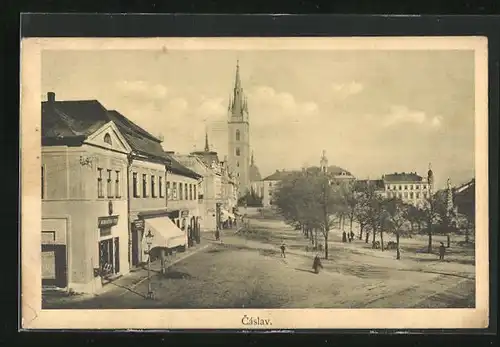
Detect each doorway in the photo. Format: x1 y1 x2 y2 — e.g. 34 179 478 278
41 244 67 288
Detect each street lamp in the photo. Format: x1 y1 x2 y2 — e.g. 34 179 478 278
145 229 155 300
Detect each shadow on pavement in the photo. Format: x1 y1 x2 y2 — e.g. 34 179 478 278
161 270 193 280
294 268 316 274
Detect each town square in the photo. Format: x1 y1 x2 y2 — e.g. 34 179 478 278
39 47 476 309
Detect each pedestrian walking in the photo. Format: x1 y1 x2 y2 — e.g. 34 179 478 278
350 231 355 241
280 241 287 258
342 231 347 243
438 242 446 260
312 253 323 274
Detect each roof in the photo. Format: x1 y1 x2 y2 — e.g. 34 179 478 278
107 110 170 161
383 172 423 182
262 170 294 181
42 98 170 163
191 151 220 168
354 179 385 191
249 164 262 181
164 153 202 179
42 100 109 140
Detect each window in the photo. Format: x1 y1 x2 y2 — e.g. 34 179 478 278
179 183 183 200
269 182 272 187
399 185 402 190
107 170 113 198
172 182 177 199
97 168 104 198
115 171 121 198
132 173 138 197
404 185 408 190
166 181 170 198
236 148 240 156
404 192 408 198
194 185 197 199
416 192 420 199
189 184 193 200
185 184 188 201
410 192 414 199
151 175 156 198
41 166 45 199
103 133 112 145
159 176 164 198
398 192 402 198
142 174 148 197
237 161 239 167
236 129 240 141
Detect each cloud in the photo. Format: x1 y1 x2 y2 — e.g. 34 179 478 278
248 86 319 125
330 81 364 99
383 105 443 129
115 80 169 100
194 97 226 120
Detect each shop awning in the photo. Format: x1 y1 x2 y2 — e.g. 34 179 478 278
142 217 187 252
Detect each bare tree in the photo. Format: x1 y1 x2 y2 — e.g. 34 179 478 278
385 198 409 260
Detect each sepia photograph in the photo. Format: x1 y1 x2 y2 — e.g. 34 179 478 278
20 36 489 330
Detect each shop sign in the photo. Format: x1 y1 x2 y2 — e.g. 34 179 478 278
98 215 119 229
180 210 189 218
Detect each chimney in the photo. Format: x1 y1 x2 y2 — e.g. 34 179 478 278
47 92 55 103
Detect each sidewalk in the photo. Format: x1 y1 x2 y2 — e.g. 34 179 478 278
42 233 219 307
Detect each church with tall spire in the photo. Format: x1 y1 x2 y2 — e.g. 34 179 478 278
227 60 252 197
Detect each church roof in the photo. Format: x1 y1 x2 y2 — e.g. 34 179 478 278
249 164 262 181
262 170 294 181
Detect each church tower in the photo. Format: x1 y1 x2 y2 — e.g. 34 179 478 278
228 60 250 197
320 150 328 174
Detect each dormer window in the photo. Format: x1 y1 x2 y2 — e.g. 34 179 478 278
236 130 241 141
104 133 112 145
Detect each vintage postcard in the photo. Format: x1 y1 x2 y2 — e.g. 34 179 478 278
20 36 489 330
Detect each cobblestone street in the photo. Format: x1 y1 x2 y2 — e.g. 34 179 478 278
44 213 475 310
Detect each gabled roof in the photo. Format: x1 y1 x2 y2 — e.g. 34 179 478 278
41 97 170 164
107 110 168 162
262 170 294 181
383 172 423 182
163 153 202 180
42 100 109 141
191 150 220 168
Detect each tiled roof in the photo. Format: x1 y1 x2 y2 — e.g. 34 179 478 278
383 172 423 182
164 153 202 179
107 110 168 161
262 170 294 181
191 151 220 167
42 100 109 140
41 98 169 163
354 179 385 191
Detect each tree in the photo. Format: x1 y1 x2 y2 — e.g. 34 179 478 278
353 189 371 241
405 204 421 235
419 194 440 253
273 169 344 259
363 186 386 250
384 198 409 259
434 193 457 248
341 183 358 237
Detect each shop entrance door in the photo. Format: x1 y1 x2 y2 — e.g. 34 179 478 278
98 238 114 278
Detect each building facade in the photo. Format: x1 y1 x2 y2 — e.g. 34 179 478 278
227 61 251 197
42 94 131 293
382 171 432 207
165 154 203 247
107 110 186 268
173 153 222 232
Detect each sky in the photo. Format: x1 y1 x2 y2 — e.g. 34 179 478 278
41 48 475 190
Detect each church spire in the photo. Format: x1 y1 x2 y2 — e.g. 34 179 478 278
230 60 247 120
204 132 210 152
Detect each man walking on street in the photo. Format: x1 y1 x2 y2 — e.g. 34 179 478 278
280 241 287 258
439 242 446 260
